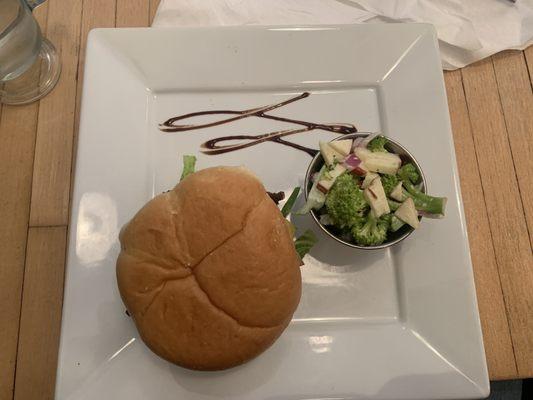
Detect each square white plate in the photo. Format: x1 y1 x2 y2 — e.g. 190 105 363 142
58 25 489 399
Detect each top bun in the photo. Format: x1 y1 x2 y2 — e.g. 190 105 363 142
117 166 302 370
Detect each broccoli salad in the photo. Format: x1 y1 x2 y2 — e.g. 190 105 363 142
297 135 447 247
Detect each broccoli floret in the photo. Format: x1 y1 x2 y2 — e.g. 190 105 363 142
398 163 420 184
325 173 368 229
397 163 446 216
381 174 399 196
380 213 392 230
367 135 389 153
351 211 388 246
377 213 403 233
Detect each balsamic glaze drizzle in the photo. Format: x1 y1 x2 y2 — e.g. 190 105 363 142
159 92 357 157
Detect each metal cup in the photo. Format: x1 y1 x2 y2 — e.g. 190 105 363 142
303 133 427 250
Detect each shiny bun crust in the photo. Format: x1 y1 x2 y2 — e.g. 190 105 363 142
117 166 302 370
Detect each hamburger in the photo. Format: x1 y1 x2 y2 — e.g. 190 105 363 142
116 163 305 370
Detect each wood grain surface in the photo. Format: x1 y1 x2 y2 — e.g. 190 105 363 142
0 5 48 400
29 0 83 226
444 70 518 380
0 0 532 398
462 57 533 378
13 227 67 400
492 51 533 248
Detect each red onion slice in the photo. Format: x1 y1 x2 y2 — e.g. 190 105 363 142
343 154 362 171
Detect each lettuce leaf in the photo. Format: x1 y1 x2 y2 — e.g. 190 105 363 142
281 187 300 217
180 155 197 181
294 229 317 258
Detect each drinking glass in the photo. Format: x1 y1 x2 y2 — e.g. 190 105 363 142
0 0 60 105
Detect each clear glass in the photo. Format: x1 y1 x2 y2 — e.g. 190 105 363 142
0 0 60 105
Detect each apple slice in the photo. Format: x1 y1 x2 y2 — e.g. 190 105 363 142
390 182 406 201
364 154 401 175
330 139 352 156
319 141 343 166
317 164 346 192
363 177 390 217
362 172 379 189
329 164 347 179
354 147 373 162
395 197 419 229
355 148 401 175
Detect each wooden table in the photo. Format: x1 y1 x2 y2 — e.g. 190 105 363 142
0 1 532 399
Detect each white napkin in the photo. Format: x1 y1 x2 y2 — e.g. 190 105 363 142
153 0 533 70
